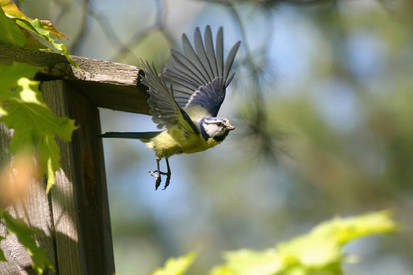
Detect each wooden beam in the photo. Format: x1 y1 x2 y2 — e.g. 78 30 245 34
0 43 151 274
0 79 117 274
0 43 149 114
42 80 115 275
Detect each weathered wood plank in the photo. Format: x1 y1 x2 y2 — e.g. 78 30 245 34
65 80 115 275
0 124 57 275
0 43 149 115
0 43 139 85
42 80 115 275
42 82 83 275
0 41 148 274
70 80 150 114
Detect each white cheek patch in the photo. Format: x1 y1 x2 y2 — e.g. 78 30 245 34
204 124 220 137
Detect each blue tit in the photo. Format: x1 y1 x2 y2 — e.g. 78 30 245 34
101 26 240 190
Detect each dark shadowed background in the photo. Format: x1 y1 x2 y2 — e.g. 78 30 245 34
17 0 413 274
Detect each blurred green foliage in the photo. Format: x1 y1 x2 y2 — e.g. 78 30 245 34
0 2 77 192
151 211 395 275
0 62 77 193
0 2 25 46
10 0 413 274
1 0 78 66
0 4 77 274
151 252 196 275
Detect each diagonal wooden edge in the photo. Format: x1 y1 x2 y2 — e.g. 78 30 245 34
0 43 150 114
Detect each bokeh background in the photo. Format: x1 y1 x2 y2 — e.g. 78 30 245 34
17 0 413 274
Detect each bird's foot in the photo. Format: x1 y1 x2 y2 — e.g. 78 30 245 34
149 170 169 190
149 170 171 190
150 170 169 176
162 174 171 190
149 170 162 190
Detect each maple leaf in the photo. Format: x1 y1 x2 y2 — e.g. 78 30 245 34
0 2 78 68
0 62 77 192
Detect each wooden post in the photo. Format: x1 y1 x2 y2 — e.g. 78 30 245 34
0 44 149 274
0 124 57 274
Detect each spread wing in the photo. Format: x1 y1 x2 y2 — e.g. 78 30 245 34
140 61 199 136
163 26 241 118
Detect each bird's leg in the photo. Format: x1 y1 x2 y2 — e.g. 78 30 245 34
149 158 162 190
162 158 171 190
150 166 169 176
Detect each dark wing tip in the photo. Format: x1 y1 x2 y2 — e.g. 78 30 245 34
194 27 202 41
231 41 242 54
181 33 191 47
225 71 236 88
205 25 211 36
223 40 241 80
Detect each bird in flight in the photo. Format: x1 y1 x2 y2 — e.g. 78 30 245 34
101 26 241 190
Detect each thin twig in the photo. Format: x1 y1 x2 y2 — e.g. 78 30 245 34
53 0 72 25
87 7 126 50
111 0 176 62
222 1 286 160
111 26 158 61
69 0 89 53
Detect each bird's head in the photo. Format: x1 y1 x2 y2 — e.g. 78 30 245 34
199 117 235 141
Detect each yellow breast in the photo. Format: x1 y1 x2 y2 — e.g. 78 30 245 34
146 128 221 158
182 136 220 154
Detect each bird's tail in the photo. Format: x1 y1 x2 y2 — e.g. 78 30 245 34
100 131 162 142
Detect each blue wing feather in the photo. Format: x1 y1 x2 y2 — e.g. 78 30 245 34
140 61 199 135
185 78 225 117
163 26 240 117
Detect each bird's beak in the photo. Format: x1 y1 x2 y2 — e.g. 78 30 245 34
226 123 235 131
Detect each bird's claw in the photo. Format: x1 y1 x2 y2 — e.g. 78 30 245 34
149 170 161 190
150 170 169 176
149 170 170 190
149 170 158 178
155 176 162 190
162 176 171 190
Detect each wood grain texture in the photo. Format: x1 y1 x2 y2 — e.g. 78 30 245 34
0 124 56 275
42 82 83 275
42 80 115 275
0 41 150 274
0 124 28 275
0 43 150 114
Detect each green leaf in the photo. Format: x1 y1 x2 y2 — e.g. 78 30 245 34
0 210 54 274
275 211 395 273
9 17 78 68
210 211 396 275
0 62 77 192
212 249 281 275
151 252 196 275
0 6 25 46
210 265 233 275
0 0 65 38
1 1 78 68
0 235 6 262
0 62 38 93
